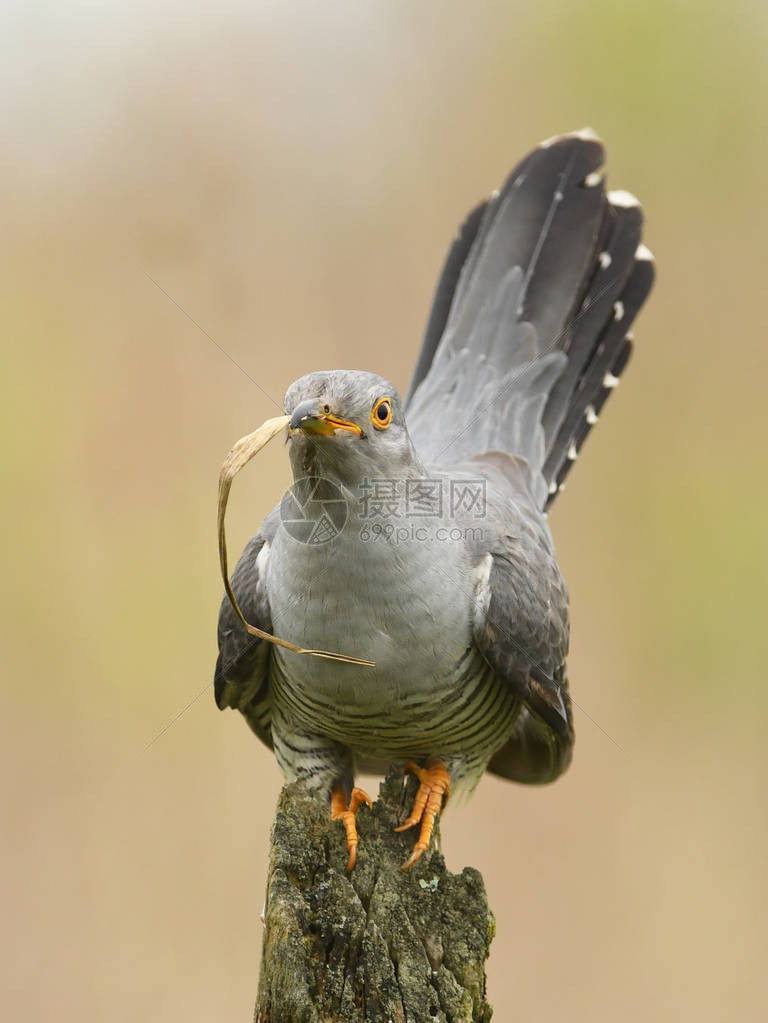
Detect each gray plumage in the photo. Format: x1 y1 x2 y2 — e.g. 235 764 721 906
214 131 654 807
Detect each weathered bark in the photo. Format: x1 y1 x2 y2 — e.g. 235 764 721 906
255 768 494 1023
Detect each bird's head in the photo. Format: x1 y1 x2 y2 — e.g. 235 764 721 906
284 370 420 483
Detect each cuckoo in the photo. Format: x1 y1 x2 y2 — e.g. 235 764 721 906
214 131 654 869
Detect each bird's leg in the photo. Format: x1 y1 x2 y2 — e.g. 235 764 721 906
395 758 451 869
331 785 373 871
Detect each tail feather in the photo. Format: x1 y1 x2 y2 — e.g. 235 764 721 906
543 245 655 504
447 146 542 326
405 132 654 501
445 134 605 360
405 200 487 405
540 198 643 448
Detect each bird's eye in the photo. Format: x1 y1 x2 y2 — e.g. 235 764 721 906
371 397 392 429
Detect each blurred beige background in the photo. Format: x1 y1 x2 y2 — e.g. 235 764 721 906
3 1 767 1019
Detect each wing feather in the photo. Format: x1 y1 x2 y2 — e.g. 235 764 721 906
468 482 574 782
214 530 274 748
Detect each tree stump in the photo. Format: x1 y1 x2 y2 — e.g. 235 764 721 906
255 767 495 1023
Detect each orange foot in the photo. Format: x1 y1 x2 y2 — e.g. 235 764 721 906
395 759 452 869
331 785 373 871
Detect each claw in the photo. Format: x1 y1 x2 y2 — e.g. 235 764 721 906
395 759 451 869
331 785 373 871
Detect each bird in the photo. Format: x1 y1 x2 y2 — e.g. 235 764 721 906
214 130 654 870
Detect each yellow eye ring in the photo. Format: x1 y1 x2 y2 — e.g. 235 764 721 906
371 396 392 430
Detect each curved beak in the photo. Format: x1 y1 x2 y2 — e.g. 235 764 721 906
288 398 363 437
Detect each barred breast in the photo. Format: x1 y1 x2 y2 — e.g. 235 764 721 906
269 645 521 791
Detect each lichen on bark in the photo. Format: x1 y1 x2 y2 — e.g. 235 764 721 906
255 768 494 1023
